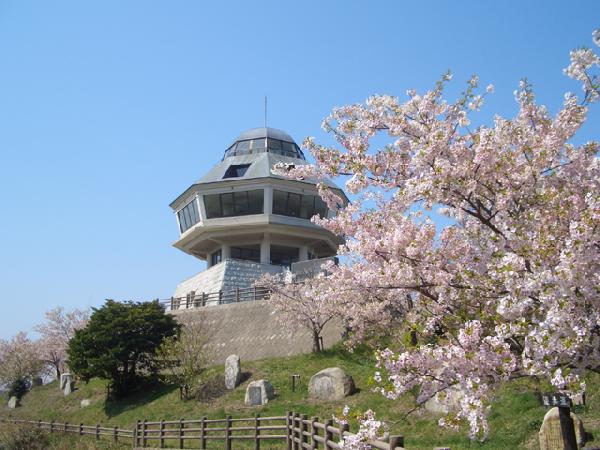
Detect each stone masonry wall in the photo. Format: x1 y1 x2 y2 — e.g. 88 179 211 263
169 300 343 364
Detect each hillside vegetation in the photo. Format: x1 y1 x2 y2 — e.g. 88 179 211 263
2 346 600 450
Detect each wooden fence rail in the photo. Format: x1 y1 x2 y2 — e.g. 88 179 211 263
153 286 271 311
2 411 447 449
2 418 134 443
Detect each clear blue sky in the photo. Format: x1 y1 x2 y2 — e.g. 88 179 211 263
0 1 598 338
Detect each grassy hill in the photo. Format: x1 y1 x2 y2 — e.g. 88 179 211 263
2 346 600 449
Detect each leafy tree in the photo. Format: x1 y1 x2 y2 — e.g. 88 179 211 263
156 313 210 400
0 332 43 390
67 300 179 398
7 377 30 401
34 306 89 380
274 31 600 441
256 270 337 352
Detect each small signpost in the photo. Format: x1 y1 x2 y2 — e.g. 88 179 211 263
541 393 580 450
291 374 300 392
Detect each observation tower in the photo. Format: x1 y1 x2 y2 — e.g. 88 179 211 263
169 127 347 306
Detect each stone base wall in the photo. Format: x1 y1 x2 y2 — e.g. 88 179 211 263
174 260 283 303
169 300 343 364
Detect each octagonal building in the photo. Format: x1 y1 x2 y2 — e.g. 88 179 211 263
169 127 347 306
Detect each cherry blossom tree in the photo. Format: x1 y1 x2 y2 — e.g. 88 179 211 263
275 31 600 440
34 307 89 379
0 332 44 388
256 270 340 352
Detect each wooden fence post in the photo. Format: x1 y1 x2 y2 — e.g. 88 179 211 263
64 421 68 433
236 287 240 302
324 419 333 450
38 419 42 429
254 413 260 450
389 435 404 449
95 423 100 440
142 419 147 447
311 416 318 449
293 412 300 450
286 411 293 450
226 415 232 450
50 420 54 433
170 296 175 310
301 414 308 448
159 419 165 448
114 425 118 443
79 423 83 436
179 418 184 449
134 420 139 447
219 290 223 305
200 416 207 449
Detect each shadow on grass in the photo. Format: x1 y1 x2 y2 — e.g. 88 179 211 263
103 381 178 419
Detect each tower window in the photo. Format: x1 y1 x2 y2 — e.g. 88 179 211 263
223 164 251 179
177 199 200 233
204 189 264 219
272 190 328 219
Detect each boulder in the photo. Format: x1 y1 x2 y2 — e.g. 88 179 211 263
7 396 18 409
308 367 355 401
424 385 465 415
539 407 585 450
225 354 241 390
80 399 91 408
60 373 71 390
62 374 74 396
244 379 274 406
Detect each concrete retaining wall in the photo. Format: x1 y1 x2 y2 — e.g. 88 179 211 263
169 299 343 364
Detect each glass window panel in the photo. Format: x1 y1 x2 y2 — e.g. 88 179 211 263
300 195 315 219
268 139 282 150
252 138 265 149
221 192 234 216
233 191 249 214
190 201 199 223
204 194 221 219
272 190 288 215
282 141 293 152
248 189 264 214
236 140 250 150
177 210 186 232
287 193 301 217
315 196 328 217
211 249 222 266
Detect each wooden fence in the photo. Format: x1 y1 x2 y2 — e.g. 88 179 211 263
3 418 134 443
3 411 452 449
156 286 271 311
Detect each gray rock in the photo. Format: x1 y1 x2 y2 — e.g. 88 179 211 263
7 396 18 409
80 399 91 408
308 367 355 401
424 385 464 415
244 379 274 406
539 407 585 450
225 354 241 390
60 373 71 390
62 374 74 396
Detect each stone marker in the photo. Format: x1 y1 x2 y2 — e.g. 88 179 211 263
80 399 91 408
32 377 43 387
308 367 355 401
244 380 274 406
539 407 585 450
225 354 241 390
7 396 18 409
60 373 71 390
424 385 464 415
62 374 74 396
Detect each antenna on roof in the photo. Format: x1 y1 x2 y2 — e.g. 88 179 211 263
264 96 267 128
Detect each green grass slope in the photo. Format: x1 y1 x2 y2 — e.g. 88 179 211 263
2 347 600 449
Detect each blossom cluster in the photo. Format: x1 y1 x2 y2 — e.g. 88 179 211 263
275 31 600 440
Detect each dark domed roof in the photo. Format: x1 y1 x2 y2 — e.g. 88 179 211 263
235 127 296 143
224 127 305 160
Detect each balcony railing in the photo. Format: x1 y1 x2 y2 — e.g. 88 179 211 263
155 286 271 311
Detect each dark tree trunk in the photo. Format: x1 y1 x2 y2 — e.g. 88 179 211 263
312 329 322 353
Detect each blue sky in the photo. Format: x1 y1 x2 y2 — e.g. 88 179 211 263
0 1 598 338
